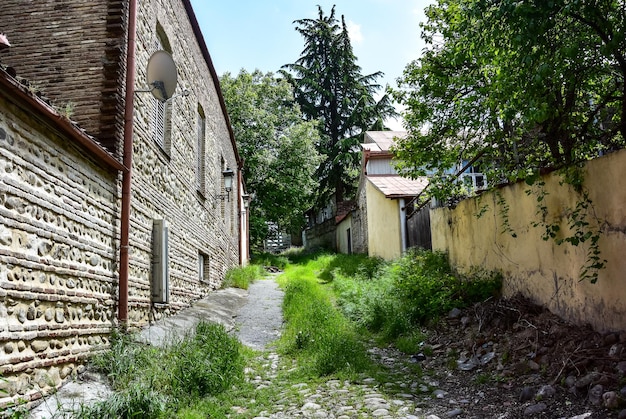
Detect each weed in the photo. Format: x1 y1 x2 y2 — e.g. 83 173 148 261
395 330 427 354
223 264 262 289
278 257 371 377
82 322 244 417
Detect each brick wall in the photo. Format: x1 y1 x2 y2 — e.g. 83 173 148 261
0 81 120 409
0 0 127 156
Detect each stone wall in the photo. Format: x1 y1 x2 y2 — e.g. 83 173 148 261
0 82 120 409
0 0 242 408
352 177 369 254
127 0 240 325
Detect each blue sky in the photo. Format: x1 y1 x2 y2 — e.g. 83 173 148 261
189 1 433 129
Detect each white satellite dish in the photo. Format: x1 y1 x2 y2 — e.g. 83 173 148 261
146 50 178 101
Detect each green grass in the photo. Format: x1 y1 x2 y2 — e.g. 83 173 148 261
80 322 244 418
71 248 501 418
222 264 263 289
276 256 371 377
332 249 502 344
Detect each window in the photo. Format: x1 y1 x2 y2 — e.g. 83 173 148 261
151 25 173 154
196 105 206 194
198 252 210 284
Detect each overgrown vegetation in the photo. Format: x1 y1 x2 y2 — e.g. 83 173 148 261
332 250 502 342
60 249 501 417
276 255 371 377
79 322 244 418
222 264 262 290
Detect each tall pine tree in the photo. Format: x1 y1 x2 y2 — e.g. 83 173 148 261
281 5 396 205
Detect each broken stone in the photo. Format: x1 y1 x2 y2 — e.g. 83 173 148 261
588 384 604 406
519 386 535 402
603 391 619 409
523 402 547 416
576 372 601 389
448 308 462 318
536 385 556 400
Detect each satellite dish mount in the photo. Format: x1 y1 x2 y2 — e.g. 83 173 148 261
137 50 188 101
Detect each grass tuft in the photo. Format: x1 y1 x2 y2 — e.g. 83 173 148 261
81 322 244 417
223 264 262 289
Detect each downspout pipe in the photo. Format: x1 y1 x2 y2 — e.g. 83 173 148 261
119 0 138 325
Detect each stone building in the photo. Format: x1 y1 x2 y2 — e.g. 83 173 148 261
0 0 247 409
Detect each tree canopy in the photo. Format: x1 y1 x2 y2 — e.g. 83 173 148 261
393 0 626 201
281 5 397 205
220 70 321 249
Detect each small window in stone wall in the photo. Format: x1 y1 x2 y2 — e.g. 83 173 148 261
199 252 210 284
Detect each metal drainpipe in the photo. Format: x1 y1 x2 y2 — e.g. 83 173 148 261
237 168 243 266
119 0 138 325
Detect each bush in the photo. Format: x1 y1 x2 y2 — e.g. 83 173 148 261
79 383 166 419
87 322 244 416
251 252 290 269
333 250 502 341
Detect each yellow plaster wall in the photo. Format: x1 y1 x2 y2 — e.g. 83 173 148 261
431 149 626 332
366 181 402 260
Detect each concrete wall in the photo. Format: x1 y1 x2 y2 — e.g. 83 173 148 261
0 84 119 409
431 149 626 332
365 181 402 260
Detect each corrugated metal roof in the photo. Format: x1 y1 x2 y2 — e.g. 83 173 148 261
367 175 428 198
363 131 407 152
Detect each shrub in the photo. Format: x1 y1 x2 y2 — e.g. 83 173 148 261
86 322 244 416
251 252 290 269
78 382 166 419
333 250 502 341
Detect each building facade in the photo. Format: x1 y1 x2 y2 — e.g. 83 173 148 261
0 0 246 408
353 131 428 260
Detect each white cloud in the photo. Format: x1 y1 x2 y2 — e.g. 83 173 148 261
346 20 363 44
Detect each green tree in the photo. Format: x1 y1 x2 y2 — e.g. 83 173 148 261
220 70 321 249
281 5 397 205
393 0 625 201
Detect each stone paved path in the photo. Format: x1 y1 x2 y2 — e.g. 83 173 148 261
235 275 284 350
30 276 453 419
